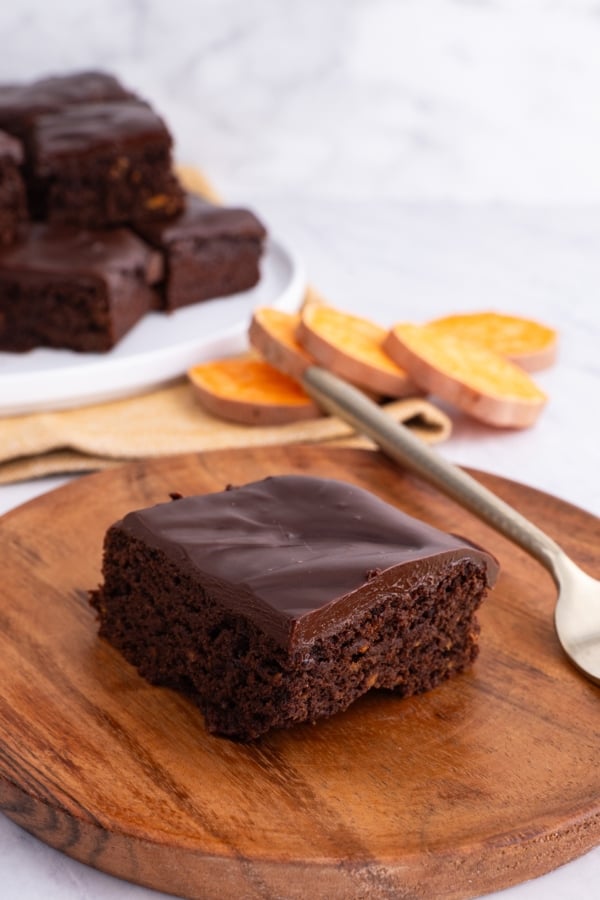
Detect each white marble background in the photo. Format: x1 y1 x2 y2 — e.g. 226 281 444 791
2 0 600 204
0 2 599 899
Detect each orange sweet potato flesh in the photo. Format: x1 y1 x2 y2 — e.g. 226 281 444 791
427 312 558 372
297 304 417 397
384 324 547 428
249 307 314 380
188 357 321 425
175 164 222 204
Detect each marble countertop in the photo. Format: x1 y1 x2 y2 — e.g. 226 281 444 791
0 1 599 898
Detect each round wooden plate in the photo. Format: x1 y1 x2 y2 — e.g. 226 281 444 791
0 446 598 900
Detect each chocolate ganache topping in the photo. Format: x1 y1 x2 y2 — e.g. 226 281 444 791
0 223 163 284
117 475 498 648
32 99 171 167
0 70 135 138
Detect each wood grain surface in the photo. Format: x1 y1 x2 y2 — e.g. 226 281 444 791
0 445 598 900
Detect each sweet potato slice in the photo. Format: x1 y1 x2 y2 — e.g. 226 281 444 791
188 357 321 425
427 311 558 372
384 324 547 428
249 307 314 380
297 304 416 397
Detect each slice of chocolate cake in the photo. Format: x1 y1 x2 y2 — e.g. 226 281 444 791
91 475 498 741
29 99 184 226
135 193 267 310
0 130 27 245
0 224 162 352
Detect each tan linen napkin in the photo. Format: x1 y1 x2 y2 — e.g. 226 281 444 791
0 166 452 485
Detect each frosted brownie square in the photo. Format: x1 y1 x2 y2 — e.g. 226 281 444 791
91 475 498 741
0 224 162 352
135 193 266 310
29 99 184 227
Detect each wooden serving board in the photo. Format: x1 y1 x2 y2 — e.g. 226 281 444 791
0 446 599 900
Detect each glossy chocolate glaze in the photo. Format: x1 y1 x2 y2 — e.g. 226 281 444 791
0 223 162 284
136 193 267 246
116 475 498 649
32 99 171 168
0 71 134 137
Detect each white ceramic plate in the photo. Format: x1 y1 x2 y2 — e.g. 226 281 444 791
0 237 305 416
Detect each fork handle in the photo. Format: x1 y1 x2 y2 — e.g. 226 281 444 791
302 366 564 579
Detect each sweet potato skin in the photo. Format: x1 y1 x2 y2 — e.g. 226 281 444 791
188 357 322 425
249 307 313 380
384 324 547 428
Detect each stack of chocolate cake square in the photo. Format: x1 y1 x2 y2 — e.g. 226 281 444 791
0 71 266 353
